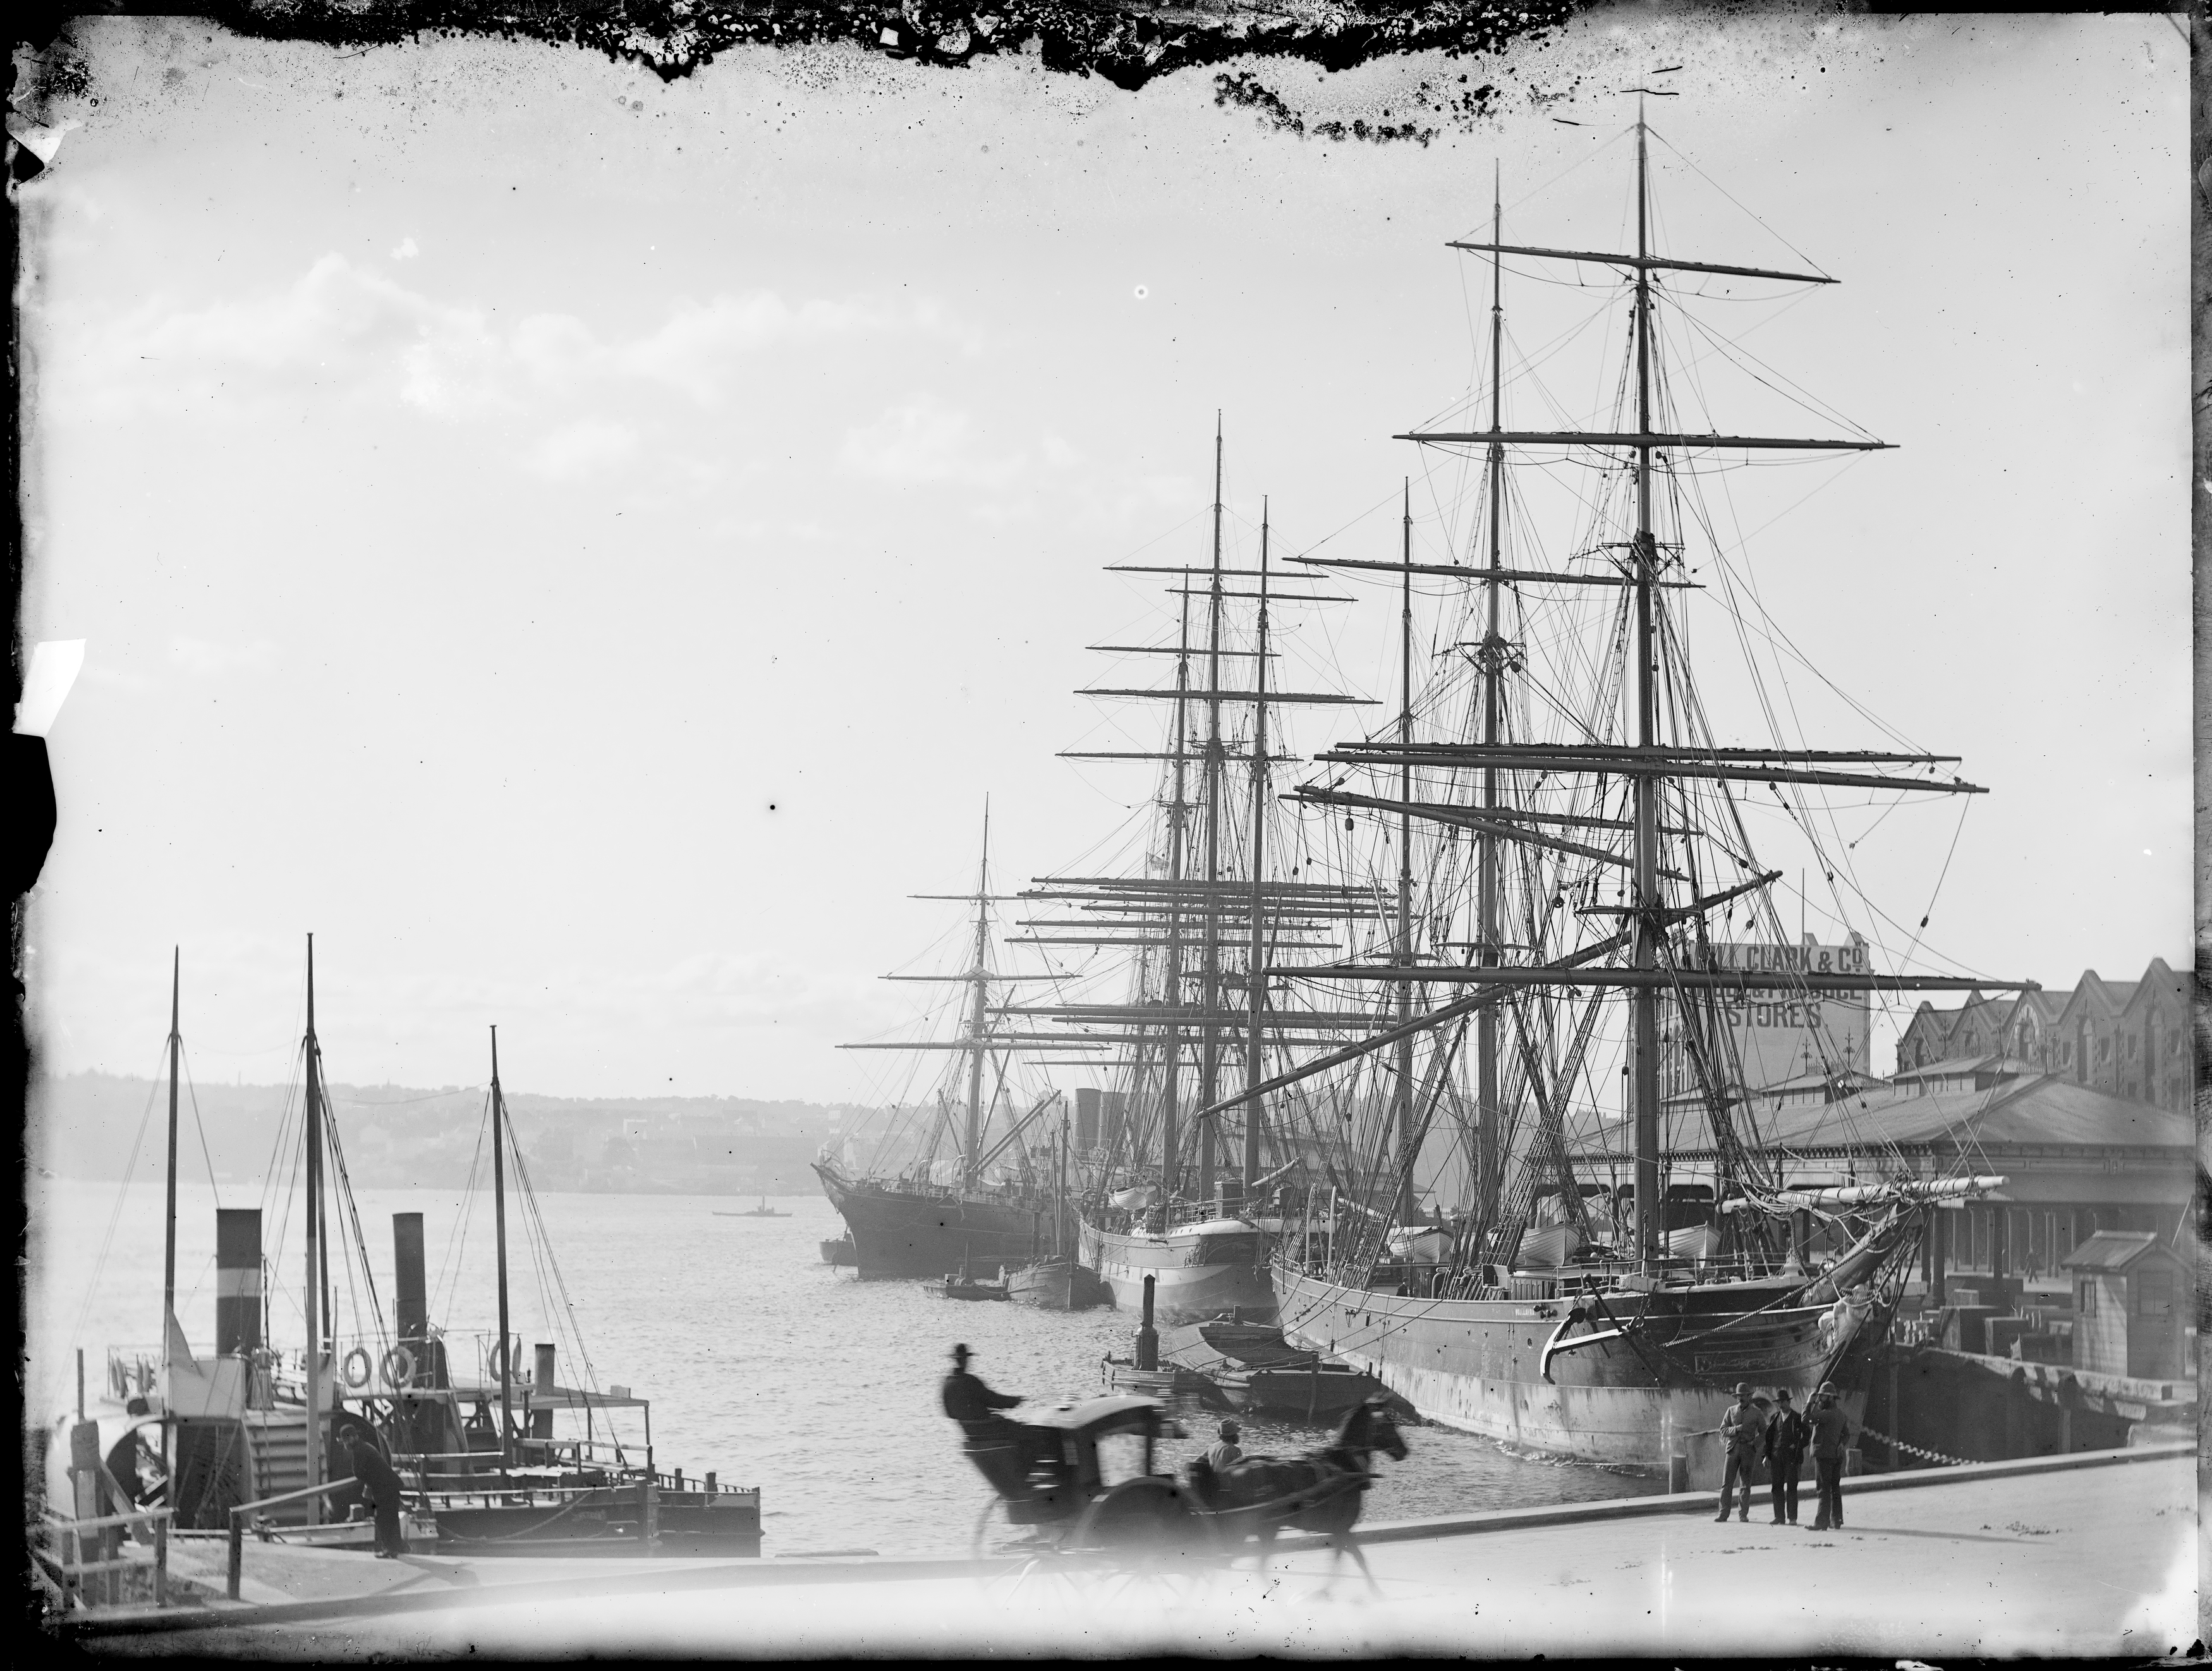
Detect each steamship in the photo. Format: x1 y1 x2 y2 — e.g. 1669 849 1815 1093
49 943 762 1560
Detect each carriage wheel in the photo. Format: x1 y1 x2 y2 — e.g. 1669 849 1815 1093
1067 1478 1218 1567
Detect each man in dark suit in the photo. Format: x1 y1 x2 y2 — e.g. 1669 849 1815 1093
339 1430 410 1558
940 1344 1023 1442
1763 1387 1809 1524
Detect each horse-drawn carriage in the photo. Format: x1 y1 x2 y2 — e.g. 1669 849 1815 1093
961 1391 1407 1574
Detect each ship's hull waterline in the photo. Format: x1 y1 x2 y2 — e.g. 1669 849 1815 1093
1082 1220 1277 1325
1273 1268 1877 1467
813 1164 1054 1280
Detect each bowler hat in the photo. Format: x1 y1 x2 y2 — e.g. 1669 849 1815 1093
951 1343 972 1362
1775 1387 1794 1402
1734 1382 1751 1397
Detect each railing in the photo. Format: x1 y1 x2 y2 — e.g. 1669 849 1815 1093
391 1433 638 1486
39 1505 173 1610
225 1476 372 1600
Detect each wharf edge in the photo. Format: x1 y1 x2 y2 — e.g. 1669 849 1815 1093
60 1438 2190 1641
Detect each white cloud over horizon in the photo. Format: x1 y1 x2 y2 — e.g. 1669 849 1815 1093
39 253 973 428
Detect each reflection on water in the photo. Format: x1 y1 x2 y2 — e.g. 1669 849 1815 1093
28 1180 1658 1558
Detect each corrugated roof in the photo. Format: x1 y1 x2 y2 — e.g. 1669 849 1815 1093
1570 1072 2194 1159
2059 1230 2183 1273
1891 1054 2036 1085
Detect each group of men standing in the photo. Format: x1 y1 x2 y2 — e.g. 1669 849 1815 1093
1717 1380 1853 1531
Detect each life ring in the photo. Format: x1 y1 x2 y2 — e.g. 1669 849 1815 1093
379 1345 417 1388
486 1340 509 1383
342 1346 373 1390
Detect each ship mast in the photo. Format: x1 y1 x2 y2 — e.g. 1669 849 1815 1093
490 1024 514 1478
962 801 993 1191
1394 480 1416 1221
1242 502 1272 1193
1476 171 1505 1232
1628 108 1663 1271
162 948 181 1352
1188 115 2019 1239
1198 414 1227 1210
302 935 323 1513
1158 590 1194 1217
162 947 181 1493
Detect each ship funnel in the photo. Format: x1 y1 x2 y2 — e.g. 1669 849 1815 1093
1136 1274 1158 1371
393 1213 427 1346
214 1208 262 1357
532 1344 556 1445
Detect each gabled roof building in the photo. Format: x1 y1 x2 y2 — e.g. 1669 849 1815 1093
1896 957 2189 1115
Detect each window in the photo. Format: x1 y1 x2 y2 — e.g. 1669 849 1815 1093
2137 1270 2173 1318
2077 1279 2096 1314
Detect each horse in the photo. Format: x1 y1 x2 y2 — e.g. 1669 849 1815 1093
1182 1395 1409 1591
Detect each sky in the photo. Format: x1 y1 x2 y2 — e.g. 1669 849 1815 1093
16 10 2189 1107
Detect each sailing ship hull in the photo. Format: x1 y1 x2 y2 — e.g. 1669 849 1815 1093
1273 1268 1879 1469
813 1163 1051 1280
1004 1257 1112 1311
1081 1219 1277 1325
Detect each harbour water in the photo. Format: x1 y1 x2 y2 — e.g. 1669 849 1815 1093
28 1177 1660 1558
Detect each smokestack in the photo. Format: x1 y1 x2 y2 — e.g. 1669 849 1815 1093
1075 1087 1100 1151
393 1213 427 1345
1136 1274 1158 1371
215 1208 262 1356
532 1344 556 1443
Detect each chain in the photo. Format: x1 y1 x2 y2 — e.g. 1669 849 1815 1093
1858 1422 1969 1467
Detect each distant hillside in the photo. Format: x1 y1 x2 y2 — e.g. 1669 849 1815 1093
25 1072 904 1196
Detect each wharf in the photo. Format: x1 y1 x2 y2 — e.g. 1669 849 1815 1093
57 1442 2195 1658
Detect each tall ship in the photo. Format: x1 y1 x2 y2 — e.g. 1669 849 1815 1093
1010 428 1395 1325
1178 114 2022 1466
819 808 1085 1279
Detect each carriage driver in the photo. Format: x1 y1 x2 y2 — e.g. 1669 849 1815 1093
1205 1421 1244 1471
941 1344 1024 1443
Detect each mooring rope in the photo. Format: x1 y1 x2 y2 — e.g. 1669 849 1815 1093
1857 1421 1969 1467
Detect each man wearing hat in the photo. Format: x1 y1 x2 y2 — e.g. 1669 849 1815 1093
1204 1420 1244 1472
337 1430 409 1559
1762 1387 1809 1524
1807 1380 1852 1530
940 1344 1024 1443
1715 1382 1766 1522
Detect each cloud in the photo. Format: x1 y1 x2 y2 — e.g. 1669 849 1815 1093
49 255 951 423
390 236 419 261
524 418 642 479
839 398 1024 488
